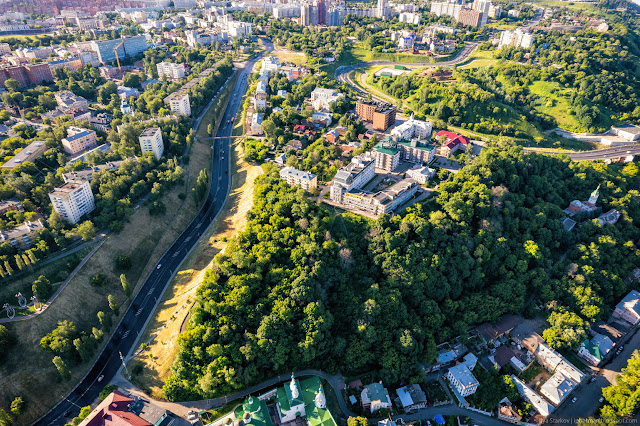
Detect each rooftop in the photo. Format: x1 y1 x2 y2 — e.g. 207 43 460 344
1 140 46 168
448 364 478 388
140 127 161 137
613 123 640 134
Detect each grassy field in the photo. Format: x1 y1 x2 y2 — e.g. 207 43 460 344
459 59 500 69
128 75 262 399
272 48 306 65
0 72 246 426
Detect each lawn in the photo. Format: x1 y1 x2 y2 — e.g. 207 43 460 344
272 49 306 65
459 59 499 69
0 72 242 426
128 72 263 399
518 360 545 385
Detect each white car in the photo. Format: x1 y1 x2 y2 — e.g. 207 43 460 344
156 264 162 270
98 375 104 382
571 397 577 403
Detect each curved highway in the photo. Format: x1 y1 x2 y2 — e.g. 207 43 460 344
35 41 272 426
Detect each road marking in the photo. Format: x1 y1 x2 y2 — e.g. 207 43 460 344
123 331 130 338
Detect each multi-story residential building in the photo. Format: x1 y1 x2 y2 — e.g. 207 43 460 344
254 80 267 109
355 99 396 131
62 127 98 155
90 35 150 63
498 28 534 49
163 92 191 116
139 127 164 161
250 113 264 135
613 290 640 325
472 0 491 26
273 5 301 18
540 371 578 406
1 140 47 169
578 333 614 366
447 364 479 397
261 56 280 74
332 177 419 217
0 63 53 88
0 219 44 250
89 112 114 133
279 167 318 192
373 141 400 171
430 1 463 20
49 179 95 224
390 116 432 141
310 87 343 111
228 21 252 38
511 376 553 418
330 153 376 201
458 9 481 28
156 61 186 79
399 12 421 25
55 91 89 112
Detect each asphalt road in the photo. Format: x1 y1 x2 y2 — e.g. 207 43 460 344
34 43 272 426
526 145 640 161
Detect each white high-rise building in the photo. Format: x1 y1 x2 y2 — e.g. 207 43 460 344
472 0 491 26
139 127 164 161
164 92 191 116
377 0 389 18
498 28 534 49
390 115 432 141
430 1 463 20
156 62 186 79
49 179 95 225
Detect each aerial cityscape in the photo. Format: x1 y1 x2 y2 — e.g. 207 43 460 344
0 0 639 424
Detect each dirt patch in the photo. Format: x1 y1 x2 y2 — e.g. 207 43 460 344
128 94 262 399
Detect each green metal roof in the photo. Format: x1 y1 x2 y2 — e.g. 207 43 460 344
583 339 604 361
374 142 400 155
236 396 274 426
396 139 435 152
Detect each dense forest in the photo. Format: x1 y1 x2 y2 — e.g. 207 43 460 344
163 144 640 400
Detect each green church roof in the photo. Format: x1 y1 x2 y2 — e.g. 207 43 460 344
235 396 273 426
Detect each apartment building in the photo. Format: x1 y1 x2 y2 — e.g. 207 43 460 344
0 63 53 88
390 116 432 141
1 140 47 169
330 153 376 201
139 127 164 161
61 127 98 155
90 35 149 63
447 364 479 397
0 220 44 250
498 28 534 49
55 91 89 112
458 9 482 28
49 179 95 225
163 92 191 116
310 87 343 111
334 178 419 216
156 61 186 79
261 56 280 74
355 100 396 131
279 167 318 192
430 1 463 20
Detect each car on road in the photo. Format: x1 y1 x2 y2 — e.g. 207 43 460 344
98 375 104 382
571 397 577 403
64 410 72 417
156 264 162 270
599 397 604 403
616 345 624 355
589 376 597 383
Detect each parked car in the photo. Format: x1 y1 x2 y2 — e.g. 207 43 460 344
571 397 577 403
616 345 624 355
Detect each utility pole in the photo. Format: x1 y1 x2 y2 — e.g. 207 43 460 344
119 351 130 379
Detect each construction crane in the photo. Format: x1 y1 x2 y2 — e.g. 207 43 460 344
113 38 125 72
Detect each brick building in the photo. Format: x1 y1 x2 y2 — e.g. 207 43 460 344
355 99 397 131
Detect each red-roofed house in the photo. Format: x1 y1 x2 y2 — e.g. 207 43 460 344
79 390 152 426
436 130 470 158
